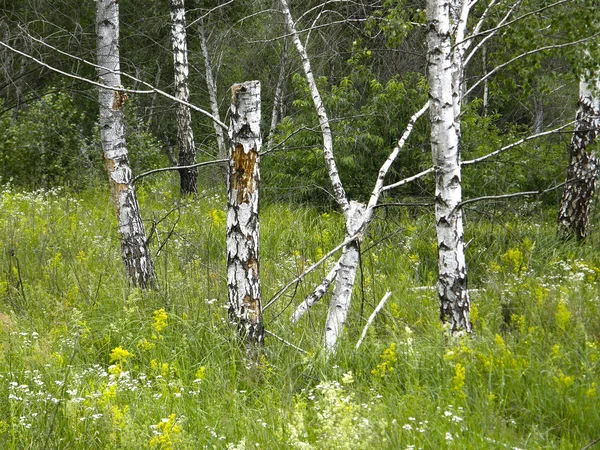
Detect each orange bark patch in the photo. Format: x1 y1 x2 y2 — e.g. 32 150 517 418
231 144 257 203
243 295 260 323
112 90 128 110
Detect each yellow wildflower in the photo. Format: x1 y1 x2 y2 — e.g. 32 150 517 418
152 308 168 333
149 414 182 450
109 346 133 363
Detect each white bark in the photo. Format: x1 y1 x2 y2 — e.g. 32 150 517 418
198 15 226 161
227 81 263 345
324 201 365 351
268 37 288 147
355 291 392 350
558 76 600 240
280 0 349 213
427 0 471 332
96 0 156 289
169 0 198 195
291 259 340 324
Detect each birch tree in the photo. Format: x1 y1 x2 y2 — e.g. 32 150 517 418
227 80 263 346
198 14 227 163
169 0 198 195
426 0 471 332
97 0 156 288
280 0 429 350
557 73 600 240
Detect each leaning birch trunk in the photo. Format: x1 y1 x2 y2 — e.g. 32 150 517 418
96 0 156 289
282 0 370 352
169 0 198 195
324 202 365 351
557 78 600 240
427 0 471 332
227 81 264 346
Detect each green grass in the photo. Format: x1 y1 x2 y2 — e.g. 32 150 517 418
0 180 599 449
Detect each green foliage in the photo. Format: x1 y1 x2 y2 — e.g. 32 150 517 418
0 92 91 188
0 92 168 190
265 48 429 204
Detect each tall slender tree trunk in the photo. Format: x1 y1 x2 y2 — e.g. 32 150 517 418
169 0 198 195
558 78 600 240
198 15 226 162
427 0 471 332
96 0 156 289
227 81 263 346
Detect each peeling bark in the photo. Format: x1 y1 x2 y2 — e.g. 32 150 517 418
96 0 156 289
558 78 600 240
227 81 263 346
427 0 471 332
169 0 198 195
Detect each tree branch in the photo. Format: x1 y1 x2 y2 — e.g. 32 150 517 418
355 291 392 350
1 33 228 131
132 159 228 184
461 120 576 166
457 180 568 209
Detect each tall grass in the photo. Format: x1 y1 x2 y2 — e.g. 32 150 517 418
0 180 599 449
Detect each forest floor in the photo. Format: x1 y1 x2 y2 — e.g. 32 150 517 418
0 180 599 449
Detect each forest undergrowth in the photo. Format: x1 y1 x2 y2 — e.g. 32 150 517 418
0 179 599 449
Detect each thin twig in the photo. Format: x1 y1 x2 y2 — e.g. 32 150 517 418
132 159 228 184
264 329 307 354
458 180 568 209
581 436 600 450
462 121 576 166
0 36 228 130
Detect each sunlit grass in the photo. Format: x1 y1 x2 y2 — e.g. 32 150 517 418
0 181 599 448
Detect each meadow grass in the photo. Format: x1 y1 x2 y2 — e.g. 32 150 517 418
0 180 599 449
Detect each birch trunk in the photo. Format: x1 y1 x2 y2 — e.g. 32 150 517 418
427 0 471 332
324 201 365 351
169 0 198 195
198 15 226 162
227 81 264 345
558 78 600 240
96 0 156 289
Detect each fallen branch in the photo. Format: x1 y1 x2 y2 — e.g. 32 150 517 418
264 329 307 354
263 232 360 311
291 259 341 324
355 291 392 350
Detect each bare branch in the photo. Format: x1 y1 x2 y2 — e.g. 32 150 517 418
132 159 228 185
462 120 576 166
264 329 308 354
263 232 360 311
2 33 229 131
463 0 522 68
464 33 600 100
280 0 350 212
459 0 574 46
187 0 235 28
290 259 341 324
458 180 568 209
382 167 435 192
355 291 392 350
